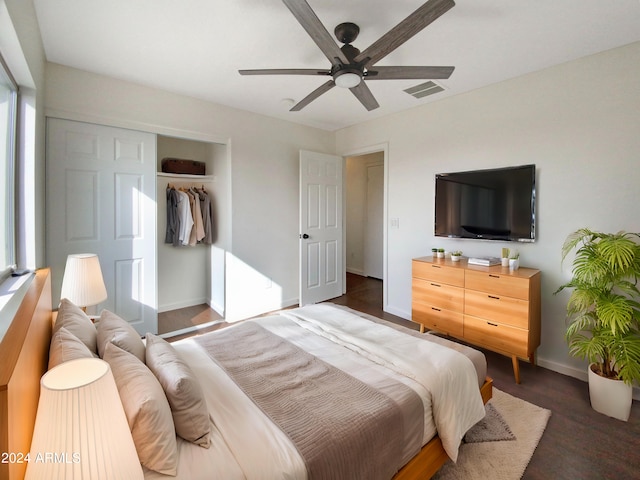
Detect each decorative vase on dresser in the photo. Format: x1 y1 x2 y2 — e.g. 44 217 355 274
412 256 541 383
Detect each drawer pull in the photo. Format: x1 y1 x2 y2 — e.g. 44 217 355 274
488 295 500 300
489 274 500 278
487 322 498 327
431 307 441 312
432 265 441 269
431 283 441 287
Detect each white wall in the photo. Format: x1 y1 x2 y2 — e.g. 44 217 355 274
44 63 335 320
336 41 640 381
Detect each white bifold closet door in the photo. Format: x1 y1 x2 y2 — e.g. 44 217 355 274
46 118 158 335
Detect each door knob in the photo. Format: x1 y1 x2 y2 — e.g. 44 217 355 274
301 233 310 239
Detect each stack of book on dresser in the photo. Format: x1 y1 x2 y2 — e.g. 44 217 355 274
467 257 501 266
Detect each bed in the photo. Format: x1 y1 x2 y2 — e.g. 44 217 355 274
1 268 492 480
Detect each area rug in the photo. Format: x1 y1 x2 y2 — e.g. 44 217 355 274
463 402 516 444
433 388 551 480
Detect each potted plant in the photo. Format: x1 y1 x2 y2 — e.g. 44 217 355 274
437 248 445 259
509 251 520 270
501 247 510 267
555 228 640 421
450 250 463 262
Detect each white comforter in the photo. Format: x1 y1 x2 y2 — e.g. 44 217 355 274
144 304 485 480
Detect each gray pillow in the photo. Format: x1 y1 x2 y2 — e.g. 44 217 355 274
145 333 211 447
54 298 97 354
48 326 95 370
96 310 145 362
103 342 178 475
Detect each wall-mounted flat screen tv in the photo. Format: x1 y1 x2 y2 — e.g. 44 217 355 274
435 164 536 242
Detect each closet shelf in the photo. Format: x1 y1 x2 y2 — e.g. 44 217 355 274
157 172 216 181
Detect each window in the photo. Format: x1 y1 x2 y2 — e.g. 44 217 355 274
0 53 18 282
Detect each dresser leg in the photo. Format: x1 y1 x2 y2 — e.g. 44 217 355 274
419 324 425 334
512 355 521 384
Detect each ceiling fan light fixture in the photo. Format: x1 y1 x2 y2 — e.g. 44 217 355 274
334 71 361 89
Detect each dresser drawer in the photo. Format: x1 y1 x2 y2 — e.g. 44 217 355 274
465 269 530 300
413 306 464 337
464 315 529 357
413 260 464 287
464 290 529 329
412 278 464 313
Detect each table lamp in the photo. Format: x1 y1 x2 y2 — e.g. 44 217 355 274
25 358 143 479
60 253 108 311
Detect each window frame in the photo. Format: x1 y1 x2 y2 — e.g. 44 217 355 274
0 51 19 283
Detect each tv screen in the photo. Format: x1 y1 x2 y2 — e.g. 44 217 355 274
435 164 536 242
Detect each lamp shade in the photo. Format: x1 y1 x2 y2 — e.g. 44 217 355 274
25 358 143 479
60 253 108 308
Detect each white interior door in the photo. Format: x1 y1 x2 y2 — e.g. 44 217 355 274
46 118 157 334
299 150 343 305
364 163 384 279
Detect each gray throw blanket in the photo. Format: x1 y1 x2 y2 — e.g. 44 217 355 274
195 322 406 480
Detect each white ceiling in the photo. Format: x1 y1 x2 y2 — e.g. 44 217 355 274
33 0 640 131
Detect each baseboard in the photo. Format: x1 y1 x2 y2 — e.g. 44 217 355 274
346 267 365 276
538 358 640 401
383 304 411 321
158 297 209 313
281 297 299 309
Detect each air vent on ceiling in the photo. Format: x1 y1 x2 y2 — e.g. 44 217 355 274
404 81 444 99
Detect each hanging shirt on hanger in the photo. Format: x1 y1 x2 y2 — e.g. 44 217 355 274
189 188 206 245
197 188 214 245
176 190 194 246
165 186 181 246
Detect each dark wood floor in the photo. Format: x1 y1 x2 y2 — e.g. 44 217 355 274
335 273 640 480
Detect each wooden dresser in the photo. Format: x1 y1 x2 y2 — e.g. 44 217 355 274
412 256 541 383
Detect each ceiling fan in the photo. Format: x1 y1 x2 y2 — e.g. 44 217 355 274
239 0 456 112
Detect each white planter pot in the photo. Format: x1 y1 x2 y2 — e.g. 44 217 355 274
509 258 520 270
451 255 461 262
588 364 632 421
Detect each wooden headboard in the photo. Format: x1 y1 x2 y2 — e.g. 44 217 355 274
0 269 52 480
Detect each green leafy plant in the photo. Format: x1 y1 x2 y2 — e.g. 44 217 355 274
451 250 462 256
555 229 640 385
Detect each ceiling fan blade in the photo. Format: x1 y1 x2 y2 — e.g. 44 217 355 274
239 68 331 76
290 80 336 111
354 0 455 67
282 0 349 65
366 65 454 80
349 82 380 111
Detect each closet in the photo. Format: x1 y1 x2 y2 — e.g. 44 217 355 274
156 135 227 327
46 119 229 336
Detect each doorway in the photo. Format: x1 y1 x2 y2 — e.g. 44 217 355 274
345 150 385 302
